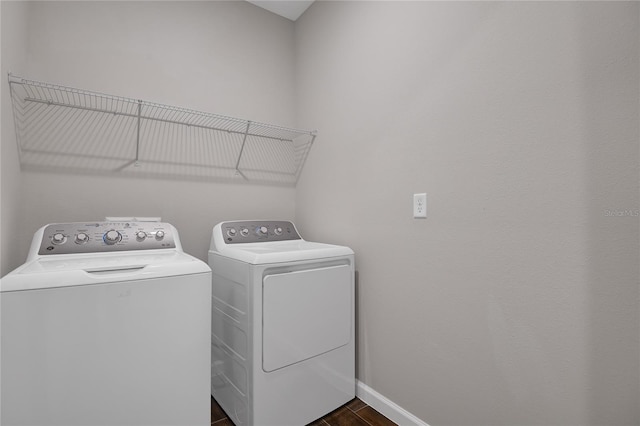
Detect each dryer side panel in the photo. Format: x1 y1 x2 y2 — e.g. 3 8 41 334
262 264 352 372
209 254 253 426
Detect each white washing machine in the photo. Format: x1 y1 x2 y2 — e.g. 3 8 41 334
1 221 212 426
208 220 355 426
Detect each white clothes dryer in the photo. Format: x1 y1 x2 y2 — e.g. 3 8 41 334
1 221 212 426
209 220 355 426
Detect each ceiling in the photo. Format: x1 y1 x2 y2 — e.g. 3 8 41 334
246 1 315 21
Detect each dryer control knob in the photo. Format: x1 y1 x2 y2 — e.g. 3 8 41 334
52 233 66 245
103 230 121 245
155 230 165 240
75 233 89 244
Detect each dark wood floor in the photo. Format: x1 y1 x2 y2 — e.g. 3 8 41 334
211 396 398 426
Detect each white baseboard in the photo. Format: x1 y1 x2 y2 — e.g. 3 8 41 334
356 380 430 426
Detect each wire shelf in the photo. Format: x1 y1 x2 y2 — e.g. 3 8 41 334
8 74 316 185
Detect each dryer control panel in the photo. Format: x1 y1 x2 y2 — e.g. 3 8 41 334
37 221 176 255
221 220 301 244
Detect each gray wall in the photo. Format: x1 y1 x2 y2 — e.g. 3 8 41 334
295 2 639 425
1 1 29 275
1 1 297 273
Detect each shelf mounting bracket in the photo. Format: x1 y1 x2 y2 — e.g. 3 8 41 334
234 121 251 180
134 100 142 167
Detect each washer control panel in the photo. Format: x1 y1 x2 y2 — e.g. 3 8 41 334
221 221 300 244
37 222 176 255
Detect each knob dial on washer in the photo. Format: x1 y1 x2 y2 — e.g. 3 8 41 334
75 233 89 244
103 230 121 245
258 226 268 235
155 230 165 240
240 228 249 237
274 227 283 235
52 233 66 245
136 231 147 241
227 228 237 237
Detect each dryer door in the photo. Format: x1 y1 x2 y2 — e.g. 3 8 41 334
262 264 352 372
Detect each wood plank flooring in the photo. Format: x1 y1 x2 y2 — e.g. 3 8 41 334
211 396 398 426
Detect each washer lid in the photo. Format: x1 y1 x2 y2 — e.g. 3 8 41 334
213 240 353 264
0 251 211 292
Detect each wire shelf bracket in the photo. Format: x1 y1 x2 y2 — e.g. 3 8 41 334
8 74 317 186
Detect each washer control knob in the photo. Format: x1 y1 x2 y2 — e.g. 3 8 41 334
227 228 237 237
75 233 89 244
258 226 268 235
52 233 66 245
274 227 283 235
136 231 147 241
155 230 165 240
103 230 121 245
240 228 249 237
